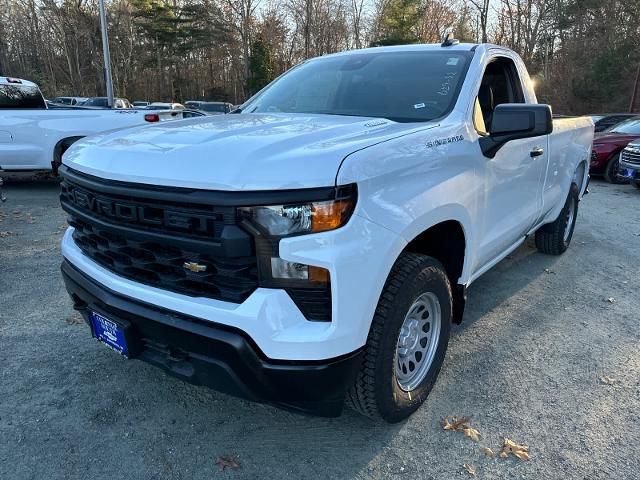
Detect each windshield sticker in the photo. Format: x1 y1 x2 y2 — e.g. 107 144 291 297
414 103 426 109
437 72 457 96
426 135 464 148
447 57 459 66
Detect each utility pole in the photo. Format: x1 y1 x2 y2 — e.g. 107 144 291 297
630 62 640 113
98 0 114 108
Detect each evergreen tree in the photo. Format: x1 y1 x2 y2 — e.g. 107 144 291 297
371 0 422 46
248 38 274 95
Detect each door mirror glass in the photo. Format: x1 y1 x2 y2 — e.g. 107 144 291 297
480 104 553 157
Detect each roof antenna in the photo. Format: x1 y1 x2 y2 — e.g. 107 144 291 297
441 31 459 47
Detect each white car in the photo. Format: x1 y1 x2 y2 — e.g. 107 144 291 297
59 42 594 422
0 77 176 172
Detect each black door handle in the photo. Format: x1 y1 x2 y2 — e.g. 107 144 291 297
530 147 544 157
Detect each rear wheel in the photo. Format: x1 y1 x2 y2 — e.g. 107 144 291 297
347 253 452 423
603 154 629 184
535 183 579 255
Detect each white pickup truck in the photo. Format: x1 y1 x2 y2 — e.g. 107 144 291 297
0 77 193 173
59 42 593 422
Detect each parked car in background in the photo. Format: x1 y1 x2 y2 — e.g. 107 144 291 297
132 101 150 108
590 113 638 133
59 42 593 422
0 77 180 173
142 109 206 123
619 139 640 189
52 96 89 106
148 102 184 110
184 101 233 114
590 117 640 183
83 97 132 109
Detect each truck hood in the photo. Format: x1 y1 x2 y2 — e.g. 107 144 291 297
64 113 432 190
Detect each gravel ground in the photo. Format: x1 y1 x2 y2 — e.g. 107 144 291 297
0 175 638 480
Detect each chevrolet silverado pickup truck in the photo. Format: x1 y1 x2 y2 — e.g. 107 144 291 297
59 42 594 422
0 77 182 173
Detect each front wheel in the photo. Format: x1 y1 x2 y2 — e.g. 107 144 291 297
604 154 629 184
535 183 579 255
347 253 452 423
631 177 640 189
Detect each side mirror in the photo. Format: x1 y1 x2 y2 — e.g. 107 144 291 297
480 104 553 158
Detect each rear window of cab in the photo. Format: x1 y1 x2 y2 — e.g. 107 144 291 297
0 85 46 109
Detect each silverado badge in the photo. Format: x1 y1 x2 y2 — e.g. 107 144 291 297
183 261 207 273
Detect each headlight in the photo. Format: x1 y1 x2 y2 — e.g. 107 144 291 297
239 197 355 236
238 185 356 322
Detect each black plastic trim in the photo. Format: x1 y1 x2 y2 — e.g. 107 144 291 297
60 165 345 207
61 260 363 416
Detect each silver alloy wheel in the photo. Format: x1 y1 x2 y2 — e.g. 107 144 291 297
395 292 442 391
564 196 576 243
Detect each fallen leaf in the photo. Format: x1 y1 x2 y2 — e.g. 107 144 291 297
463 464 476 476
65 313 84 325
500 438 530 461
481 447 495 458
442 416 471 431
0 231 13 238
215 455 240 472
600 375 617 385
463 427 481 442
606 297 615 303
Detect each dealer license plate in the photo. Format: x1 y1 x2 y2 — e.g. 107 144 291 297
90 311 128 357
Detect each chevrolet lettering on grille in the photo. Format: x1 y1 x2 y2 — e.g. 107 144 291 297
70 188 215 234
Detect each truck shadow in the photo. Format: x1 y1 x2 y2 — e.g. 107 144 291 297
453 237 561 337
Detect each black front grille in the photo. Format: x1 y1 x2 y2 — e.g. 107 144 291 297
60 169 258 303
621 149 640 166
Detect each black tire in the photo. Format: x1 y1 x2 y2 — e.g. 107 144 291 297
347 253 452 423
631 178 640 189
603 154 629 184
535 183 579 255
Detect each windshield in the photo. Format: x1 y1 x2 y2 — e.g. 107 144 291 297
0 85 46 109
201 103 227 112
609 118 640 134
242 50 472 122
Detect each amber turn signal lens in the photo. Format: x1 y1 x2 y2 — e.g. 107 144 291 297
309 266 330 284
311 199 354 232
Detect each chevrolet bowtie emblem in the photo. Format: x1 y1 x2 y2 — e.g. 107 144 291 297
183 261 207 273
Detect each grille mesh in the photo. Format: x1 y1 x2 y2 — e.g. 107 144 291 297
70 217 258 302
621 149 640 166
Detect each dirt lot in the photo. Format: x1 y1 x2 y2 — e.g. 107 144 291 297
0 175 638 480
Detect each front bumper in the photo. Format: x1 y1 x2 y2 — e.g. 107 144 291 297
61 209 406 361
61 260 363 417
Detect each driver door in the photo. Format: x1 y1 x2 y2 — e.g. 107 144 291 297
474 57 549 267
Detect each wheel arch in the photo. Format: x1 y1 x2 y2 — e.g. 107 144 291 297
400 217 469 324
52 136 84 173
573 159 588 197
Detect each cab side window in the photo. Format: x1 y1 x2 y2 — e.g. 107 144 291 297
474 57 525 134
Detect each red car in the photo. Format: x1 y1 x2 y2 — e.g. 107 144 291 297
590 117 640 183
